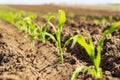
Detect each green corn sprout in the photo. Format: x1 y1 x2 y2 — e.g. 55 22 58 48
15 11 26 26
108 16 113 21
101 18 107 25
0 10 55 46
80 16 86 20
15 14 38 46
45 10 67 63
27 23 38 46
69 12 75 18
37 15 54 43
16 14 36 32
0 12 15 24
94 19 99 25
28 15 54 45
21 15 54 45
69 21 120 80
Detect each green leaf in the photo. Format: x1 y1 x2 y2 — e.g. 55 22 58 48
49 22 56 33
75 35 94 58
104 21 120 35
63 36 74 50
71 66 84 80
64 35 95 60
70 35 79 48
45 32 57 44
96 21 120 69
37 15 55 43
58 10 66 30
84 66 96 77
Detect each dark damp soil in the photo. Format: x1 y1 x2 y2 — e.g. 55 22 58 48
0 5 120 80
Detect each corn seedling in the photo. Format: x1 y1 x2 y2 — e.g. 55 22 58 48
44 10 67 63
69 12 75 18
108 16 113 21
101 18 107 25
68 21 120 80
94 19 99 25
19 14 54 45
15 11 26 26
0 10 55 46
27 23 39 46
0 12 15 24
80 16 86 20
16 14 35 32
15 14 38 46
36 15 54 43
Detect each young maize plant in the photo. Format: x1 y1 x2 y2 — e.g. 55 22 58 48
0 10 55 46
94 19 99 25
17 15 36 33
0 11 25 25
101 18 107 25
15 11 26 28
0 12 15 24
69 21 120 80
37 15 54 43
45 10 67 63
18 14 54 45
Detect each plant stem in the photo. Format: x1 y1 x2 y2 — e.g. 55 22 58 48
59 47 64 63
57 30 64 63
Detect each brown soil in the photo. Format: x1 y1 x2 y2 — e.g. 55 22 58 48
0 5 120 80
9 4 120 16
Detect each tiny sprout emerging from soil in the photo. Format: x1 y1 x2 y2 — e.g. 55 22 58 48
27 23 38 46
0 12 15 24
101 18 107 25
69 21 120 80
45 10 67 63
80 16 87 20
108 16 113 21
94 19 99 25
69 12 75 18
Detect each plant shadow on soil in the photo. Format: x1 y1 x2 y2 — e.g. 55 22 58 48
0 13 120 80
